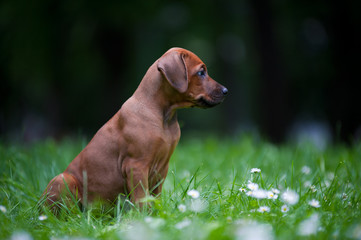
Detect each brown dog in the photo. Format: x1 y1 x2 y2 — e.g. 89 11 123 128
42 47 227 211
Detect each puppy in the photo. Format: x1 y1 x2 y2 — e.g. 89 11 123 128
42 47 228 211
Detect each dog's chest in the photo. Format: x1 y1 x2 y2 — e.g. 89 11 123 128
164 121 180 151
148 124 179 175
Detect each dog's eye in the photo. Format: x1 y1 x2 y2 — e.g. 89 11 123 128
197 70 206 77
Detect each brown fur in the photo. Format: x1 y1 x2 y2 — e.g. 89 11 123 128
42 47 227 210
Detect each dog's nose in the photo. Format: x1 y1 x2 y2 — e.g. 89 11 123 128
222 87 228 95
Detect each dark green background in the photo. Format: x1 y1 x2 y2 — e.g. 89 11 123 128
1 0 360 142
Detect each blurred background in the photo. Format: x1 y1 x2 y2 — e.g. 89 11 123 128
0 0 360 144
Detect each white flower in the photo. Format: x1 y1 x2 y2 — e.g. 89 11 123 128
308 199 321 208
9 232 33 240
310 185 317 193
298 213 319 236
239 187 246 192
189 199 208 212
245 189 268 199
301 165 311 175
144 217 165 229
182 170 191 178
327 172 335 180
341 193 348 201
175 219 191 229
38 215 47 221
0 205 7 213
281 205 289 213
324 180 331 187
187 189 200 199
144 216 153 223
236 220 274 240
178 204 186 213
257 206 270 213
251 168 261 173
281 189 299 205
252 189 268 199
246 191 253 196
247 181 259 191
267 191 278 200
271 188 280 194
304 181 312 188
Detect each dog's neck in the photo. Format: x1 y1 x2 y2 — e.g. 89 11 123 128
132 63 180 125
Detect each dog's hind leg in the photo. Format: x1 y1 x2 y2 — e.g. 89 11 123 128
41 173 81 214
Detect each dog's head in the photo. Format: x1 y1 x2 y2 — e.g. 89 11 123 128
157 47 228 108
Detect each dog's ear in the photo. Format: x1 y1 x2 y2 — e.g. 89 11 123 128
157 51 188 93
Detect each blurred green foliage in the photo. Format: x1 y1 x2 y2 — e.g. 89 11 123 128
0 0 360 142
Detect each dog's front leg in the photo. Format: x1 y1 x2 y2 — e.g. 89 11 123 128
123 161 150 207
150 165 169 197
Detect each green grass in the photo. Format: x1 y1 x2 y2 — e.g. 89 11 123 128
1 135 361 239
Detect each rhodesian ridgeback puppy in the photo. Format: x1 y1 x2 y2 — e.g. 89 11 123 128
42 47 228 211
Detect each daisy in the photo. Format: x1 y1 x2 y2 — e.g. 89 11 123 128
327 172 335 180
301 165 311 175
324 180 331 188
304 181 312 188
341 193 348 201
189 199 208 212
252 189 268 199
175 219 191 229
239 187 246 192
187 189 200 199
281 205 289 213
178 204 186 213
144 216 153 223
272 188 280 194
267 191 278 200
257 206 270 213
308 199 321 208
247 181 259 191
310 185 317 193
144 217 165 229
246 191 253 196
251 168 261 173
39 215 48 221
236 221 274 240
281 189 299 205
0 205 6 213
9 232 33 240
298 213 319 236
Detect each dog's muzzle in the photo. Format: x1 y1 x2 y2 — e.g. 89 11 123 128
195 86 228 108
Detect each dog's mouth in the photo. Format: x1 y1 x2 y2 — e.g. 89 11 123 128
195 96 223 108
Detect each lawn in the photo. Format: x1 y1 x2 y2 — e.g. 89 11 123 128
0 135 360 239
